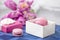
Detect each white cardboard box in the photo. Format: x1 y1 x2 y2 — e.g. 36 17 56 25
26 19 55 38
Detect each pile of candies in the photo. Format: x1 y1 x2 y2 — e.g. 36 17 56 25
0 18 23 36
30 17 48 26
1 0 37 26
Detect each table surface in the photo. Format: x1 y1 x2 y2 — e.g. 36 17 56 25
0 25 59 40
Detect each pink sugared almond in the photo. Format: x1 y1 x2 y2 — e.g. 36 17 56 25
12 28 23 36
35 18 48 26
30 17 48 26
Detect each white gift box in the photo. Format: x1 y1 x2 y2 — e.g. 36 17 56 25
26 19 55 38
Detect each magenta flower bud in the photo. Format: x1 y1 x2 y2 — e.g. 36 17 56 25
10 11 21 18
1 10 23 21
4 0 17 10
19 0 25 2
27 0 33 6
17 17 25 25
16 9 23 16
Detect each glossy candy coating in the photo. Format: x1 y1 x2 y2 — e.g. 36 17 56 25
12 28 23 36
35 18 48 26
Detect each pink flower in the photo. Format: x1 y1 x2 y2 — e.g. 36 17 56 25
17 17 25 25
4 0 17 10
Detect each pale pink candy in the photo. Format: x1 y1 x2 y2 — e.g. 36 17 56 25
4 0 17 10
35 18 48 26
12 28 23 36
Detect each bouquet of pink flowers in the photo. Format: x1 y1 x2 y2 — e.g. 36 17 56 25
1 0 37 26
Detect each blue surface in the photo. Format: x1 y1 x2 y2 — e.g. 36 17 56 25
0 25 60 40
